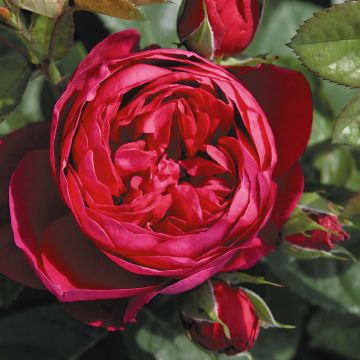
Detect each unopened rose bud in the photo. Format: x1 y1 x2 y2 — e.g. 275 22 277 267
285 212 350 251
177 0 260 59
0 7 11 22
181 280 260 355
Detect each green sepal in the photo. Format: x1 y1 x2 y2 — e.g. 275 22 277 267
217 54 278 67
216 272 283 288
282 242 356 262
242 288 295 329
181 281 231 339
182 1 215 60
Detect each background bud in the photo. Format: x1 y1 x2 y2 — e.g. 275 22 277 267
181 280 260 355
285 212 350 251
177 0 260 59
0 7 11 22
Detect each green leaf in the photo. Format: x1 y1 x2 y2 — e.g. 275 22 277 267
12 0 67 18
30 15 56 61
299 192 342 215
290 1 360 87
308 311 360 359
333 94 360 148
181 2 215 59
57 41 87 78
217 272 283 288
282 242 354 261
49 8 75 60
0 275 22 309
0 54 32 119
241 289 294 329
0 75 48 137
265 242 360 316
74 0 145 20
218 54 278 67
0 305 105 360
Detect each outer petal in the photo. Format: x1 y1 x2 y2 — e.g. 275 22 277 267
222 237 272 272
9 150 160 302
0 225 44 288
271 162 304 230
69 29 140 80
62 289 159 331
256 162 304 247
0 122 50 287
62 299 129 331
229 64 312 176
0 122 50 224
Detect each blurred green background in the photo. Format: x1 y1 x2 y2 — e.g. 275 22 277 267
1 1 360 359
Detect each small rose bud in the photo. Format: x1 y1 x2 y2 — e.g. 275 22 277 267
0 7 11 22
285 212 350 251
181 280 260 355
177 0 260 59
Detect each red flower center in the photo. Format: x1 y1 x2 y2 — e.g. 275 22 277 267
70 71 250 235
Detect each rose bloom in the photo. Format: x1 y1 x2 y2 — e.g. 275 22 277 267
286 212 350 251
178 0 260 58
181 280 260 355
0 30 312 330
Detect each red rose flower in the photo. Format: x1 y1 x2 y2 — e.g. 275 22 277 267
181 280 260 355
286 212 350 251
178 0 260 58
0 29 312 330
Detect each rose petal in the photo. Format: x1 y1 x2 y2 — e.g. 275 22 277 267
62 299 128 331
230 64 312 176
9 149 159 301
0 225 44 289
223 237 272 272
271 161 304 230
0 122 50 224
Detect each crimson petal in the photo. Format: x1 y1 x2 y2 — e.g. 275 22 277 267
230 64 312 176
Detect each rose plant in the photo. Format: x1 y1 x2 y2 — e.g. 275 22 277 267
0 29 312 330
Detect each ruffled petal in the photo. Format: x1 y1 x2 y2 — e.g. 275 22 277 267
9 149 159 302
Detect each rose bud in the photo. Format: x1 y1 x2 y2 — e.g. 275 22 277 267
0 29 312 330
181 280 260 355
0 7 11 22
285 212 350 251
177 0 260 59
